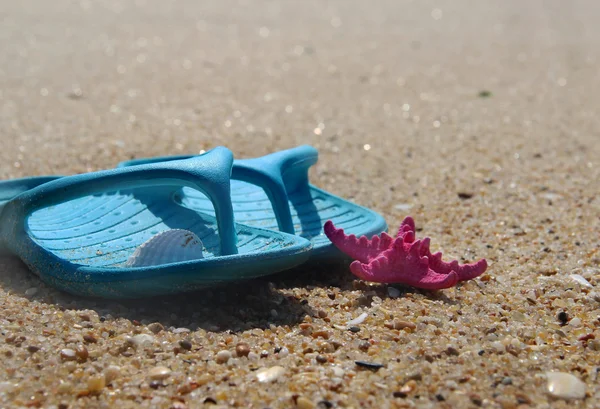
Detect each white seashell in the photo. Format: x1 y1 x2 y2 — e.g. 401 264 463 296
569 274 592 288
346 312 368 326
125 229 204 267
545 371 586 400
256 366 285 383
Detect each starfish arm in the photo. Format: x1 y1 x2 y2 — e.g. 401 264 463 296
413 269 459 289
396 216 416 240
453 258 488 281
426 251 488 281
324 220 393 263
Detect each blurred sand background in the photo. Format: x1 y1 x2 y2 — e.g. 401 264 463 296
1 1 600 408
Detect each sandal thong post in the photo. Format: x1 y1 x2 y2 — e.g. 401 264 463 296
118 146 388 257
0 147 312 298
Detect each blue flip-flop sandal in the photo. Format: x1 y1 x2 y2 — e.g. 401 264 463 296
0 147 312 298
118 146 388 257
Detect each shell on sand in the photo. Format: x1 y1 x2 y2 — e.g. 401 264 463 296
125 229 204 267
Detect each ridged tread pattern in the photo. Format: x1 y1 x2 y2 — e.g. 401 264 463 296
27 187 297 268
176 180 381 249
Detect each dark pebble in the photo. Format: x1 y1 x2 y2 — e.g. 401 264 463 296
316 355 327 364
149 380 162 389
458 192 474 200
348 326 360 333
435 394 445 401
501 377 513 385
317 400 333 409
557 311 569 325
446 346 460 356
470 395 483 406
355 360 384 370
75 345 89 362
27 345 40 353
179 339 192 350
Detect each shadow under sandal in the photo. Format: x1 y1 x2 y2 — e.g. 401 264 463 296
119 145 388 258
0 147 312 299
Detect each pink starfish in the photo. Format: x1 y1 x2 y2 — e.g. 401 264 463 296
324 217 488 290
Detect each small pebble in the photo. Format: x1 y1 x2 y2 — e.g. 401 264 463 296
546 372 586 400
316 355 328 364
446 346 460 356
25 287 38 296
104 365 121 384
27 345 40 353
147 322 165 334
385 320 416 331
215 350 232 364
148 366 171 381
60 348 77 361
179 339 193 350
235 342 250 357
557 311 569 325
348 326 361 333
569 317 582 327
278 347 289 358
131 334 155 348
256 366 285 383
331 366 345 377
491 341 505 353
57 381 73 394
296 396 315 409
312 330 331 340
87 375 105 393
387 286 401 298
173 327 191 334
75 345 89 362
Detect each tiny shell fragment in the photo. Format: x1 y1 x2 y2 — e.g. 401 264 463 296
546 372 586 400
570 274 592 288
346 312 368 326
148 366 172 381
256 366 285 383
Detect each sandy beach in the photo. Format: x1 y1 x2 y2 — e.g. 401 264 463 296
1 0 600 408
